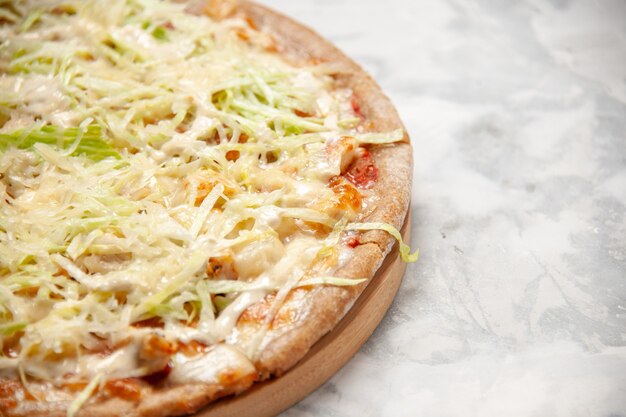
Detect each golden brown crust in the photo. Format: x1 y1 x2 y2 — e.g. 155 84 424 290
1 2 412 416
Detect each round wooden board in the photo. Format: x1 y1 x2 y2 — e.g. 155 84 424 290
195 212 411 417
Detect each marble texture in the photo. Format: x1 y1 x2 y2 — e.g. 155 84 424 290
256 0 626 415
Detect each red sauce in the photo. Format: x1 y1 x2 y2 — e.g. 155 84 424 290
294 109 313 118
346 236 360 248
132 317 164 328
344 150 378 189
225 150 240 161
350 94 363 117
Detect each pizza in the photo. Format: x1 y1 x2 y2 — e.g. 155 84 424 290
0 0 415 416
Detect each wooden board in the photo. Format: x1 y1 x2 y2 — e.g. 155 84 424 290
196 212 411 417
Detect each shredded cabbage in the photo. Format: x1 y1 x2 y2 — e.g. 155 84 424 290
346 222 419 262
67 373 103 417
0 125 120 161
0 322 26 336
356 129 405 145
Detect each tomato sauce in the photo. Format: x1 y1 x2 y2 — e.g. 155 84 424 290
344 149 378 189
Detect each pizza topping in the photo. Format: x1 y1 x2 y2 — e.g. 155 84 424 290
205 254 238 280
350 94 363 118
355 128 405 145
0 0 414 405
237 293 296 329
67 373 103 417
182 276 368 295
347 222 419 262
177 340 210 356
231 235 284 279
139 334 177 364
346 236 361 248
103 378 142 401
141 363 172 386
0 124 121 161
344 148 379 189
328 176 362 214
168 344 254 385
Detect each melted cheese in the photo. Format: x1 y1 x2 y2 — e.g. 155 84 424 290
169 344 254 384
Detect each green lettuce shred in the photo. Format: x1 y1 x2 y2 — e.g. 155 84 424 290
0 124 121 161
0 322 27 336
67 373 103 417
346 222 419 262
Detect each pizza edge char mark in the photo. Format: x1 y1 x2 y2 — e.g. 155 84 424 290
0 0 414 416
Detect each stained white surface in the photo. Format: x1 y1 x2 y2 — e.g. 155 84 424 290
255 0 626 416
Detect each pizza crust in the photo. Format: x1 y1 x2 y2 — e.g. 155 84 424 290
0 2 412 416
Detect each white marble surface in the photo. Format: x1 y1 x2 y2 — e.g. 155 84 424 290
256 0 626 416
